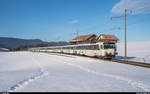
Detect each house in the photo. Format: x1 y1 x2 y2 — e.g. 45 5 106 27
96 34 119 43
70 34 97 45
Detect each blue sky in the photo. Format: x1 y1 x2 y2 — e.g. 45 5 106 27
0 0 150 42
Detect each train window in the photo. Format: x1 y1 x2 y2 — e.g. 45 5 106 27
73 46 77 49
87 46 92 50
79 46 83 50
63 44 100 50
90 45 93 50
85 45 96 50
82 46 85 49
70 47 73 49
76 46 78 50
84 46 86 49
94 45 96 49
82 46 84 49
85 46 88 50
96 45 100 50
92 45 96 50
82 46 85 50
93 45 97 50
78 46 81 49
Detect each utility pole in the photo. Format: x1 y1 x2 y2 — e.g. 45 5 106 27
111 8 132 62
74 29 79 45
124 9 127 62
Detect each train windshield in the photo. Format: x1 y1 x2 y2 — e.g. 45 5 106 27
102 41 116 49
103 44 115 49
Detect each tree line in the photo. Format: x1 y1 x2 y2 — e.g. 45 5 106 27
10 44 51 51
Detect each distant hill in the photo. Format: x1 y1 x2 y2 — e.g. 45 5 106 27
0 47 9 51
49 41 69 46
0 37 69 49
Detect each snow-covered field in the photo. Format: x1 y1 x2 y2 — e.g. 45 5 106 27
0 50 150 92
116 41 150 63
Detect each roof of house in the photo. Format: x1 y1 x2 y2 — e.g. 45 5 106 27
97 34 119 41
70 34 96 42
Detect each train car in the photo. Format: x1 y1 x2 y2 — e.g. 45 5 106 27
28 41 118 59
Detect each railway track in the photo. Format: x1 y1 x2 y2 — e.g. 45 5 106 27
88 56 150 68
37 52 150 68
79 54 150 68
111 59 150 68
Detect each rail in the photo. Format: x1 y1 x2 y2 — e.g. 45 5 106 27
111 59 150 68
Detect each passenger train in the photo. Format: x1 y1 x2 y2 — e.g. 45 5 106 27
29 41 118 59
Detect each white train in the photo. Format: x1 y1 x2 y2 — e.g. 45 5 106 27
29 41 118 59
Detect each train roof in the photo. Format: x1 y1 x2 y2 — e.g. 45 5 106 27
29 43 101 50
29 41 115 50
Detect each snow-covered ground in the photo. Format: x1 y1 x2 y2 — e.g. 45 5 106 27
0 51 150 92
116 41 150 63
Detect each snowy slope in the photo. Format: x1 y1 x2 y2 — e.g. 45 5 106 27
116 41 150 63
0 51 150 92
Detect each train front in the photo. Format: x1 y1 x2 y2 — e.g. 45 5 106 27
101 41 118 59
